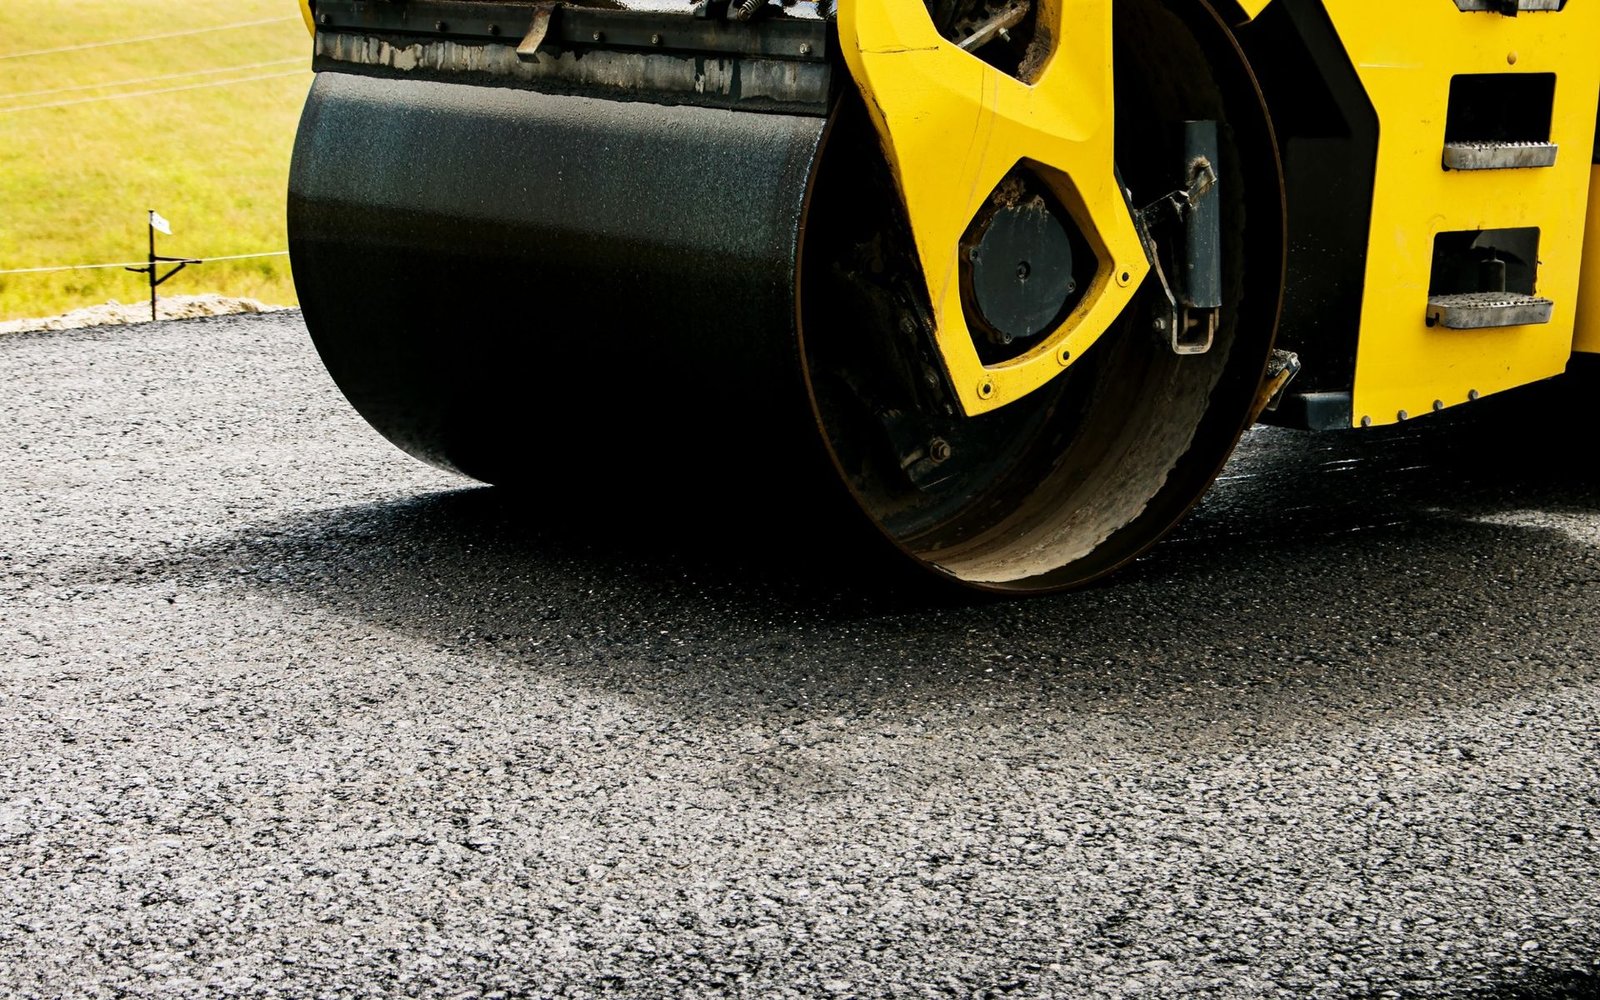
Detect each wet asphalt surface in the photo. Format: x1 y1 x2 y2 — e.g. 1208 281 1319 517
1 312 1598 999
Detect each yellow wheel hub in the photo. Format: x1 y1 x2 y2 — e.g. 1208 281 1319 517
838 0 1152 415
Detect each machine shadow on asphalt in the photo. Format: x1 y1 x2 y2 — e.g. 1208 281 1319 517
18 320 1600 999
103 374 1600 729
1474 968 1600 1000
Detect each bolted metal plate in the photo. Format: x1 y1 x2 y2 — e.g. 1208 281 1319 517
966 200 1075 344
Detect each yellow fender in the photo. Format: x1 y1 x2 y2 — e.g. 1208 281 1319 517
1578 165 1600 354
837 1 1150 416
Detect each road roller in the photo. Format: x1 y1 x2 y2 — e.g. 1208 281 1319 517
288 0 1600 592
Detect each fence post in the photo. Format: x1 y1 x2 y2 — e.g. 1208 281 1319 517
125 210 199 321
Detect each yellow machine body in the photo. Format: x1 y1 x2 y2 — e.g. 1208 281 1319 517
841 0 1600 425
1320 1 1600 425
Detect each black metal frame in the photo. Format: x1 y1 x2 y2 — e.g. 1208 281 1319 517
312 0 830 60
1237 0 1380 430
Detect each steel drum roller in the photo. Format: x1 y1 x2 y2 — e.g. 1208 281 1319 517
288 0 1284 592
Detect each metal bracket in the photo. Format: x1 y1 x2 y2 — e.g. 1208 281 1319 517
516 3 558 57
1133 231 1217 356
1132 120 1216 355
954 3 1030 51
1133 121 1222 356
1250 349 1303 422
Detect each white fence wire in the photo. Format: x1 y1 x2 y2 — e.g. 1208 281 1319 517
0 13 307 313
1 69 310 114
0 16 300 61
0 252 289 277
1 57 308 102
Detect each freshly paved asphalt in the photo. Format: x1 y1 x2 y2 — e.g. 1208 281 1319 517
2 313 1598 999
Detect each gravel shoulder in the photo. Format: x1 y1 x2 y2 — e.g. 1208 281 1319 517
1 313 1598 999
0 296 286 336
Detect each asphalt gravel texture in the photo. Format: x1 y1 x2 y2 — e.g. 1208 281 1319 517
2 312 1599 1000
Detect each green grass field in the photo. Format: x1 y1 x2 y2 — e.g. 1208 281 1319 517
0 1 310 320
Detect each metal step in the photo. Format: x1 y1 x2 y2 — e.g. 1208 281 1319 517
1453 0 1565 11
1426 292 1554 329
1442 141 1558 170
